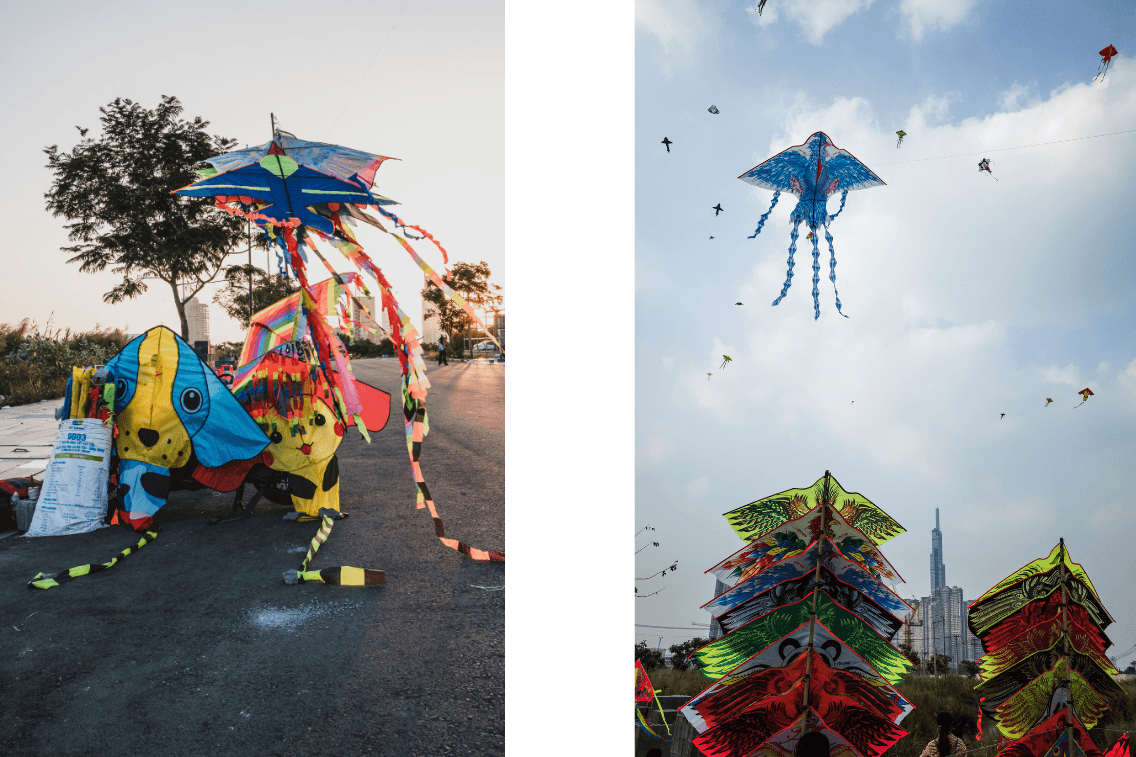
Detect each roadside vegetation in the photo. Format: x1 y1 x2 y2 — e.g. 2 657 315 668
0 319 129 406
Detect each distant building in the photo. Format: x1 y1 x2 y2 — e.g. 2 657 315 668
914 509 981 671
930 507 946 591
185 297 210 346
708 578 728 640
351 296 388 343
421 300 442 344
494 311 505 351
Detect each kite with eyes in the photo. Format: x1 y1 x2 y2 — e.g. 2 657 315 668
103 326 271 530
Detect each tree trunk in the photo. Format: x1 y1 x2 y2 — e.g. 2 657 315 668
170 280 190 342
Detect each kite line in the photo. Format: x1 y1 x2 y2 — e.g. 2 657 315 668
877 127 1136 166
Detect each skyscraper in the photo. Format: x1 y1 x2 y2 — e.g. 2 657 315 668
930 507 946 591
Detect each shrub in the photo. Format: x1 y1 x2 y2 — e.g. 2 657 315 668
0 321 130 406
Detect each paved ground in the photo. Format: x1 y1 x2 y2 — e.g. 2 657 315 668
0 358 504 757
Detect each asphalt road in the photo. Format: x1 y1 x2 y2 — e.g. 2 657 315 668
0 358 504 757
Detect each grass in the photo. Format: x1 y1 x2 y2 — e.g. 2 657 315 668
0 319 130 406
643 669 1136 755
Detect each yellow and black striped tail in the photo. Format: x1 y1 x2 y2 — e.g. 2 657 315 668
28 527 161 590
282 514 384 587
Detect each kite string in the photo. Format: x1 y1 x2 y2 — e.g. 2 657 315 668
876 127 1136 166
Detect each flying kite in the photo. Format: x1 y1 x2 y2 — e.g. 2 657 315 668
1095 45 1118 82
707 373 713 380
720 355 732 369
979 158 999 180
713 203 724 215
895 130 906 148
709 105 720 114
757 0 768 15
662 137 673 153
1001 413 1005 419
741 132 885 319
1045 398 1053 406
735 302 743 305
1076 387 1094 408
710 236 715 239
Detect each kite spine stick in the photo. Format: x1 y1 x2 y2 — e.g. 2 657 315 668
800 470 830 736
772 219 800 307
748 191 780 239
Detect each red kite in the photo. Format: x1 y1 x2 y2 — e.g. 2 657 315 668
1095 45 1118 82
1076 387 1094 408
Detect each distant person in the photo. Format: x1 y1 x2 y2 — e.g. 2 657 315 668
437 334 449 366
921 711 966 757
797 731 830 757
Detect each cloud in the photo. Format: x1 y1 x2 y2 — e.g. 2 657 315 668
684 476 709 497
899 0 979 40
765 0 876 45
636 0 720 64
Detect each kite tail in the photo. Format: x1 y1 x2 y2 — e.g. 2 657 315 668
810 225 822 320
772 218 800 307
828 190 849 224
825 225 848 318
748 191 780 239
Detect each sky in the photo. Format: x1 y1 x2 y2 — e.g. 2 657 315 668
635 0 1136 665
0 0 504 344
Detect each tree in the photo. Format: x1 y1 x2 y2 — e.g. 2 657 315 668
927 653 952 675
958 659 980 677
213 265 294 327
904 649 921 670
44 96 253 342
668 638 708 671
635 641 665 671
421 261 503 351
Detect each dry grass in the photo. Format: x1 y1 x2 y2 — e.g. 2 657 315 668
0 319 130 405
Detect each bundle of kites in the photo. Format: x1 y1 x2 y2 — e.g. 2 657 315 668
679 471 915 757
969 539 1128 757
30 124 503 590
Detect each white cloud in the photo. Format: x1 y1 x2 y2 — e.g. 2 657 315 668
769 0 876 44
899 0 979 40
636 0 720 63
684 476 709 497
999 82 1037 112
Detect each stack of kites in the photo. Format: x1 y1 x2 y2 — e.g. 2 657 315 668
175 126 503 562
636 659 672 740
969 539 1127 757
681 471 915 757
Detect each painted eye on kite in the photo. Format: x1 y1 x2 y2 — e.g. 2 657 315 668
270 431 283 444
116 379 128 397
180 387 203 413
314 413 326 426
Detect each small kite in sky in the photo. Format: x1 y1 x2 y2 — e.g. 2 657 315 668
1076 387 1094 408
662 137 673 153
1001 413 1005 419
710 236 715 239
979 158 999 180
1045 398 1053 406
713 203 724 215
896 130 907 148
707 372 713 380
735 302 743 305
740 131 885 319
708 105 720 114
1095 45 1118 82
720 355 732 369
757 0 768 15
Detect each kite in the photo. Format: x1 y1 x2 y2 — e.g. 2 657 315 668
757 0 768 15
979 158 999 180
1001 413 1006 419
662 137 673 152
635 660 671 737
1045 398 1053 406
102 326 270 530
895 130 906 148
969 540 1122 747
736 302 743 305
1076 387 1094 408
707 372 713 380
720 355 732 369
714 203 724 215
1095 45 1118 82
741 132 885 319
684 471 913 757
711 236 715 239
173 122 503 562
709 105 720 114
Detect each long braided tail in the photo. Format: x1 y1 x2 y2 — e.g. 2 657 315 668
771 218 801 307
748 191 780 238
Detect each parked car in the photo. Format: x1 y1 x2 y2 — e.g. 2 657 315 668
472 340 499 354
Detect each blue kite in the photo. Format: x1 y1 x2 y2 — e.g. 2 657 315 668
740 131 885 319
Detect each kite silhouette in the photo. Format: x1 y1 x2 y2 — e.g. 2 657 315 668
720 355 732 369
895 130 907 148
735 302 743 305
713 203 724 216
1001 413 1005 419
1045 398 1053 407
741 132 885 319
1075 388 1094 408
662 137 673 153
1095 45 1118 82
708 105 720 114
707 372 713 381
979 157 999 180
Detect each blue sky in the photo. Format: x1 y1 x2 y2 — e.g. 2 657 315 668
635 0 1136 663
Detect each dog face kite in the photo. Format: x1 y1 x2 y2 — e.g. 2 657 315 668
105 326 270 528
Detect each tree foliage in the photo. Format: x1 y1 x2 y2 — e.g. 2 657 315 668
421 261 502 347
635 641 665 672
668 638 708 671
43 96 254 341
213 265 294 328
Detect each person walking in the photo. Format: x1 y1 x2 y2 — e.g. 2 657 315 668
437 333 449 365
920 712 967 757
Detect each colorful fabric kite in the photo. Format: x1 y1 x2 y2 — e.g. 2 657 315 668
741 132 885 319
1076 388 1094 408
979 158 999 180
968 540 1122 748
896 130 907 148
709 105 720 114
1095 45 1118 82
102 326 270 530
720 355 732 369
683 471 913 757
174 124 502 562
1045 398 1054 406
635 660 671 737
